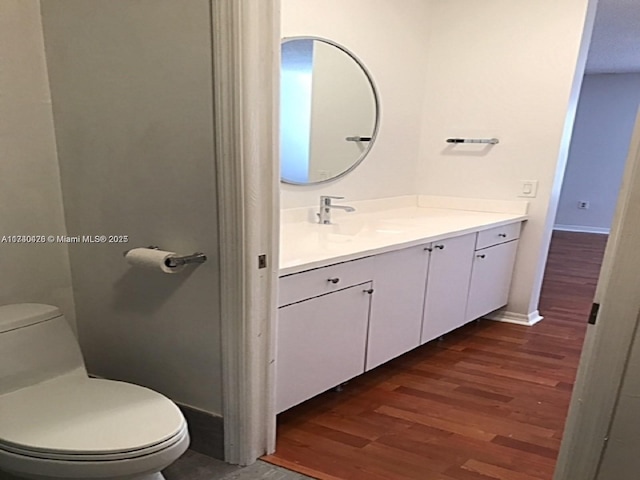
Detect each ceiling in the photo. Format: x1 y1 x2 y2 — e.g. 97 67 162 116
586 0 640 73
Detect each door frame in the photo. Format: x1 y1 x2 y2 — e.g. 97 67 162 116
211 0 280 465
554 111 640 479
211 0 619 469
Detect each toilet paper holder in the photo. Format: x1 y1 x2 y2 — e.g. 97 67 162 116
165 252 207 268
123 246 207 268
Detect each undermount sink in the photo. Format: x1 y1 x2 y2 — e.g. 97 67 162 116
320 218 408 238
282 206 478 252
281 214 426 254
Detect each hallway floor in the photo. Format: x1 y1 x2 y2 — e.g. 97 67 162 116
262 231 608 480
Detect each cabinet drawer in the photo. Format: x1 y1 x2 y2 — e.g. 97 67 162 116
278 257 374 307
476 222 521 250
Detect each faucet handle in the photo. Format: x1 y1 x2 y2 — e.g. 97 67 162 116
320 195 344 207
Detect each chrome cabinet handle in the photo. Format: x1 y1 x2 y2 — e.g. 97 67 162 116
435 244 445 250
328 277 340 284
424 247 433 252
363 288 374 294
498 233 507 238
477 254 486 259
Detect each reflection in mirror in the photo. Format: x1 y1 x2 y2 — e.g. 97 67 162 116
280 37 379 185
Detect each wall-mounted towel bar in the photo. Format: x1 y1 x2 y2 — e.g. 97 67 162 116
446 138 499 145
345 136 372 142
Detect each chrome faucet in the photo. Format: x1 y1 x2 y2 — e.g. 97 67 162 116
317 196 355 224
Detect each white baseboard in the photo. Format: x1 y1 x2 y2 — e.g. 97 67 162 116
554 224 610 235
484 309 543 326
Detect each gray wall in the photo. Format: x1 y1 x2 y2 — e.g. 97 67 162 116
0 1 76 327
556 73 640 233
41 0 223 415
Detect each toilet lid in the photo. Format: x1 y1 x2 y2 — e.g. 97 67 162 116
0 376 185 456
0 303 61 333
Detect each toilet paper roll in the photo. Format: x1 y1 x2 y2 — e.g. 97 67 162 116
124 248 185 274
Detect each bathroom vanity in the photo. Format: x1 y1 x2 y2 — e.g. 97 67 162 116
276 33 528 415
276 198 527 413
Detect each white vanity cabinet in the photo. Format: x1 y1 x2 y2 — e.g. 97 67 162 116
465 224 521 322
420 233 476 344
276 220 524 413
276 258 374 413
366 245 430 370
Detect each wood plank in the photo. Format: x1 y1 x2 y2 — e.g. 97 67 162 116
461 459 545 480
491 435 559 459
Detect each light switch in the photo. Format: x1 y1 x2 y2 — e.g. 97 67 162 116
519 180 538 198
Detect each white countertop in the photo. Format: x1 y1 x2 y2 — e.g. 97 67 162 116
280 201 527 276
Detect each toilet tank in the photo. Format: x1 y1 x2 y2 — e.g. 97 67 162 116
0 304 86 395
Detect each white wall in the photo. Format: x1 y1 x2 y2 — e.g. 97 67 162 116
556 73 640 233
41 0 223 415
282 0 595 321
0 1 76 327
280 0 430 208
417 0 595 320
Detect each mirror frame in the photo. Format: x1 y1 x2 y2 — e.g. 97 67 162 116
280 36 381 185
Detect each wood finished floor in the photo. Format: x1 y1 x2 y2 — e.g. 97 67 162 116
263 231 609 480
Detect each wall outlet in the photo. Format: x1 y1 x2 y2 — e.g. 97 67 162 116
578 200 590 209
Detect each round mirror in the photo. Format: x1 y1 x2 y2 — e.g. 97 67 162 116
280 37 380 185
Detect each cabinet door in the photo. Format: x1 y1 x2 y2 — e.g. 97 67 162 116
466 240 519 322
366 245 430 370
421 233 476 344
276 283 371 413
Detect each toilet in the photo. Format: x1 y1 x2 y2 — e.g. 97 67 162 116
0 303 189 480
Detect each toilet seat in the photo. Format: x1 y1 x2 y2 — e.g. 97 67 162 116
0 376 186 460
0 429 189 480
0 422 188 461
